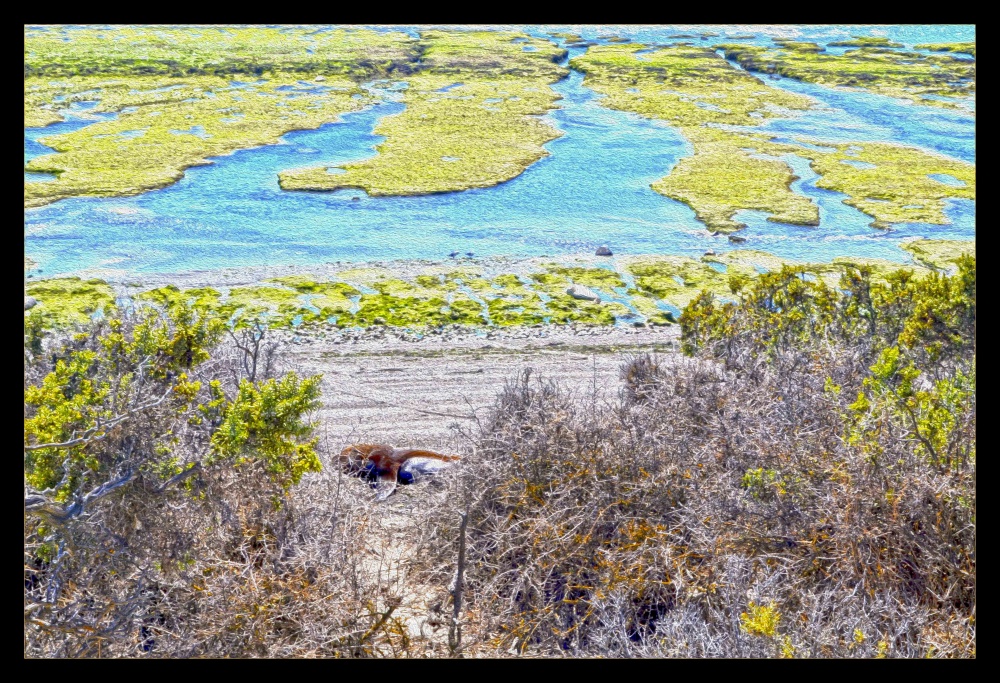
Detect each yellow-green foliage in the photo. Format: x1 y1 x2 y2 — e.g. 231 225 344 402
24 26 419 80
572 45 820 232
207 373 322 488
740 601 781 637
25 75 369 208
914 42 976 58
807 143 975 228
25 304 227 498
26 277 114 327
901 239 975 271
719 42 975 108
137 285 222 313
280 29 567 196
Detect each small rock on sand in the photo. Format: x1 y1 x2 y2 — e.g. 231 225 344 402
595 245 613 256
25 296 37 311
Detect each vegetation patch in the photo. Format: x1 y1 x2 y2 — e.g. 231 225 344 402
25 74 369 208
806 143 975 228
901 239 975 271
280 30 567 196
572 45 820 233
718 42 975 109
25 277 114 327
914 42 976 58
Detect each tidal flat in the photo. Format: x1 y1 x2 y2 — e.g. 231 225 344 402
26 241 974 334
25 25 974 310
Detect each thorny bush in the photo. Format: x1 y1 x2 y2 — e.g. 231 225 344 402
24 301 415 657
426 258 974 657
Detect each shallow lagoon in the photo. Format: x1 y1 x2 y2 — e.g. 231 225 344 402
24 26 974 278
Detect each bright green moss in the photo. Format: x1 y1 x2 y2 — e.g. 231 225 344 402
545 265 626 291
25 277 115 327
350 292 451 328
653 128 820 232
773 40 827 52
487 293 548 326
627 256 738 307
544 295 628 325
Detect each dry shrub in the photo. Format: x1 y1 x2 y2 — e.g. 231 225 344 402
423 263 975 658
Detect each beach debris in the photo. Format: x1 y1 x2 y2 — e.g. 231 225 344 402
25 296 37 311
340 443 461 501
566 284 601 302
595 245 613 256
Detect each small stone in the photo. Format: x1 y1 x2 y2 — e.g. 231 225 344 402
566 284 601 302
704 249 716 256
352 196 360 201
25 296 37 310
314 75 326 82
728 235 747 244
595 245 613 256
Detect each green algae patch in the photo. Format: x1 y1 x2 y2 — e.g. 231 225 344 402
544 265 626 292
915 42 976 58
137 285 222 313
807 143 975 227
718 43 975 109
627 256 737 308
901 239 975 271
26 277 114 327
25 75 370 208
572 44 821 232
487 293 548 326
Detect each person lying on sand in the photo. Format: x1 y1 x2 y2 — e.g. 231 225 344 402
340 443 461 501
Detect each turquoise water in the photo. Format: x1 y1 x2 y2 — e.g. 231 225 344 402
24 26 974 278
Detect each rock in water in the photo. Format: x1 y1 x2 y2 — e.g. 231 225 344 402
728 235 747 244
24 296 37 311
595 245 613 256
566 284 601 303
